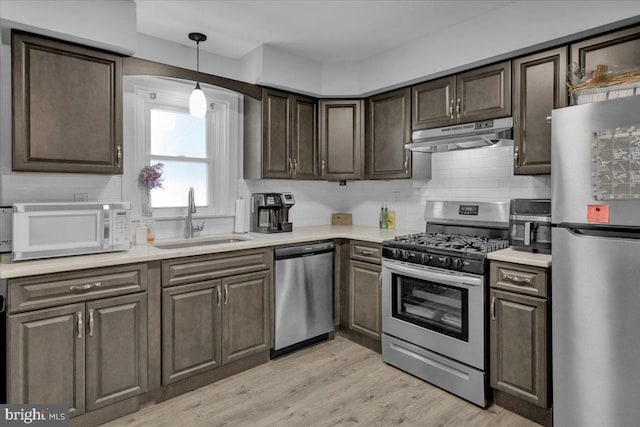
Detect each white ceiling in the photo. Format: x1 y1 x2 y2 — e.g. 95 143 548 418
134 0 516 63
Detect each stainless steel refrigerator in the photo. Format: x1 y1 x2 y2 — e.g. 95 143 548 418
551 95 640 427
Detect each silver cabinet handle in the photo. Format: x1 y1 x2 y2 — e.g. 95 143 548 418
288 158 293 175
88 309 95 337
546 116 552 124
216 286 221 307
69 282 101 292
524 222 531 246
404 152 409 174
293 158 298 177
359 249 374 256
116 146 122 167
456 98 461 117
224 284 229 305
504 273 533 285
379 272 382 289
77 311 83 339
514 146 519 163
449 99 454 118
321 160 326 176
490 296 496 321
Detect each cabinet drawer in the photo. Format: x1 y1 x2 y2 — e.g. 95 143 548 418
349 241 382 263
162 248 273 287
9 264 148 314
490 261 547 298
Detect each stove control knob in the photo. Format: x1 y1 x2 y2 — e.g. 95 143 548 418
402 251 411 261
452 258 464 270
393 249 402 258
421 253 431 264
443 257 452 268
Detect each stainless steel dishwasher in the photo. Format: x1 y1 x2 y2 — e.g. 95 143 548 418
272 241 335 357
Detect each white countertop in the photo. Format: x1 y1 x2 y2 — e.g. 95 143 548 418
487 247 552 268
0 225 418 279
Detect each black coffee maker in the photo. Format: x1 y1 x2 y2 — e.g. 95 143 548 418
250 193 295 233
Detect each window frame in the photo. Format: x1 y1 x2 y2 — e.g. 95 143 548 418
127 76 239 220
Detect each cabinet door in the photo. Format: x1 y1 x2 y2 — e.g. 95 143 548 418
8 304 85 417
319 99 364 180
85 293 147 411
162 281 222 385
222 271 270 364
457 61 511 123
570 26 640 98
349 260 382 340
513 47 568 175
411 76 456 130
12 31 122 174
291 95 318 179
490 289 547 408
262 88 291 178
367 88 412 179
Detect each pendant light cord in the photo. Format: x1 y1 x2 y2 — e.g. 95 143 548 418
196 41 200 72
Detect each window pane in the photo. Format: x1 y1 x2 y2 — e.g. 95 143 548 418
150 160 208 208
150 109 206 158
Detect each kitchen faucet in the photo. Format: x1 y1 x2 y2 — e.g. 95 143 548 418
186 187 204 238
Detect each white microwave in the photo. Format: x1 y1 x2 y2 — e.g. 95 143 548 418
12 202 131 261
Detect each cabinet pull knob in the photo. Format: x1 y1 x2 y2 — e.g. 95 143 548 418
490 296 496 321
216 286 221 307
449 99 454 118
88 309 95 337
77 311 83 339
504 273 533 285
456 98 461 117
404 152 410 174
116 146 122 167
321 160 326 176
69 282 100 292
224 284 229 305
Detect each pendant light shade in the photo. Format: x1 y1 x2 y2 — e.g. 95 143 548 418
189 83 207 118
188 32 207 118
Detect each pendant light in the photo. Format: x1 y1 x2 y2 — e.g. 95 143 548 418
188 32 207 118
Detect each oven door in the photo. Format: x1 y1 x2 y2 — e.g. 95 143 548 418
382 259 485 369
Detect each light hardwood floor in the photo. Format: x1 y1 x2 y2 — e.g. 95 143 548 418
105 336 539 427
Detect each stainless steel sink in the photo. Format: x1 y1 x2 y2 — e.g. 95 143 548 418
153 236 251 249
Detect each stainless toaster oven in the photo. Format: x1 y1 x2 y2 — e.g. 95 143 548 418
509 199 551 254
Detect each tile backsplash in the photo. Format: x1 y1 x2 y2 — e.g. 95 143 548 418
242 145 551 231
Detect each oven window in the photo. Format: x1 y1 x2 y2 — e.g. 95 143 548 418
391 274 468 342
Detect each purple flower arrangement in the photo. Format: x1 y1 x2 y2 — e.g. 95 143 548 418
138 163 164 190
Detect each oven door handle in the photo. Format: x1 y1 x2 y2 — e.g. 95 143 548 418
382 261 482 288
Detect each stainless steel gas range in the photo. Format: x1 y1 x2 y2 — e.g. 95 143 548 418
381 201 509 407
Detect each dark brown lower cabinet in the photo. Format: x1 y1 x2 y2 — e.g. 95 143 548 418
162 281 223 385
8 303 86 416
490 289 547 408
85 293 148 411
349 259 382 339
161 270 270 384
222 271 271 363
8 293 148 417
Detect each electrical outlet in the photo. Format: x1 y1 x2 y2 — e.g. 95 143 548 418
74 193 88 202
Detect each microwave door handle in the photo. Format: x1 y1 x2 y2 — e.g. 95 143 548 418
524 222 531 246
102 205 110 249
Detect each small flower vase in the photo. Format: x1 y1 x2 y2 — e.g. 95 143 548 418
141 189 152 217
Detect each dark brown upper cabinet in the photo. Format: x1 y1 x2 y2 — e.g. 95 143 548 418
319 99 364 180
513 47 568 175
366 88 411 179
12 31 123 174
411 62 511 130
262 88 317 179
570 25 640 105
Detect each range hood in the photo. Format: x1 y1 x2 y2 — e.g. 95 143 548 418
406 117 513 153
